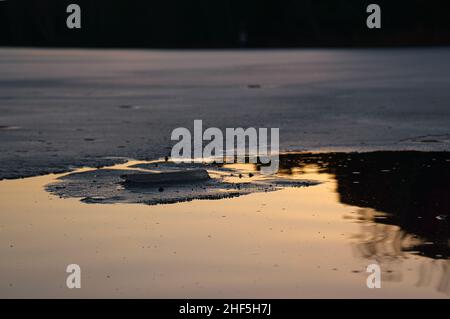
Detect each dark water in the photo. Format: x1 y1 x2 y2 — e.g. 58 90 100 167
275 151 450 260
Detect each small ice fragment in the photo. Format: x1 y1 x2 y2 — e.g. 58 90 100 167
122 169 210 185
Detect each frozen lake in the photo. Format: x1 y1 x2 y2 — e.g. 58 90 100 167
1 47 450 179
1 48 450 298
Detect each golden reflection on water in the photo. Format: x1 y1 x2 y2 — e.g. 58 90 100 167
0 163 448 298
348 208 450 294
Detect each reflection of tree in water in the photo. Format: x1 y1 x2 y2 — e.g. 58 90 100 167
416 258 450 295
271 151 450 294
349 208 422 262
274 151 450 259
349 208 450 294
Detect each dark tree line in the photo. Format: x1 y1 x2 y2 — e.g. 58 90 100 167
1 0 449 48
